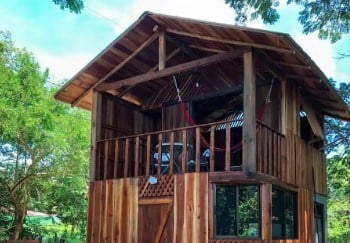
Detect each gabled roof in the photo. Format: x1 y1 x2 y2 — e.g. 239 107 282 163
55 11 350 120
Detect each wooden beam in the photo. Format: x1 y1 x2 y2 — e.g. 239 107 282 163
71 32 159 107
96 49 246 92
243 51 256 174
90 92 102 182
166 27 294 54
158 31 166 70
117 48 181 98
188 44 225 53
274 61 311 69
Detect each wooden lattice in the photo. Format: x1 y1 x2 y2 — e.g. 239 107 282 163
139 175 174 198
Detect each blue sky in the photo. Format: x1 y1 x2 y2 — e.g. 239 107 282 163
0 0 349 84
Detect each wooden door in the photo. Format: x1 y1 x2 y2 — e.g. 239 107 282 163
138 197 174 243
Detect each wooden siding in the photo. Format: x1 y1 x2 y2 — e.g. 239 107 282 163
174 173 209 243
86 179 138 243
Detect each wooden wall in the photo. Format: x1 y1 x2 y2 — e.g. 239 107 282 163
86 178 138 243
174 173 208 243
87 174 209 243
86 174 318 242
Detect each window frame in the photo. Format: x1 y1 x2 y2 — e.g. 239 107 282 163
213 184 261 239
272 187 298 239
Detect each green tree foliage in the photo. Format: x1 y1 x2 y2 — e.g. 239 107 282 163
325 81 350 242
327 156 350 242
0 31 90 240
224 0 350 42
52 0 84 13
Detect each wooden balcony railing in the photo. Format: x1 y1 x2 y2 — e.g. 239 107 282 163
256 121 285 178
94 120 285 180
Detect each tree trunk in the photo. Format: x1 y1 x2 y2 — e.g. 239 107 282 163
11 203 27 240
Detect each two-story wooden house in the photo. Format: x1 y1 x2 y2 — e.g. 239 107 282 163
55 12 350 243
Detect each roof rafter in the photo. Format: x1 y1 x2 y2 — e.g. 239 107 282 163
96 48 247 92
165 27 294 54
71 32 159 107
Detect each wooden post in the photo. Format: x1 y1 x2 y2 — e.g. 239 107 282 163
243 51 256 174
90 92 102 181
261 183 272 241
159 31 166 70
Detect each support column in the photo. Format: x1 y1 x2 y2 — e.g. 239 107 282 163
261 183 272 241
90 91 102 181
243 50 256 174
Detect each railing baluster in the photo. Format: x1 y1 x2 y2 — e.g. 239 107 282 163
113 140 119 179
169 132 174 174
135 136 140 176
181 130 187 173
225 122 231 172
195 127 201 172
124 138 129 178
210 125 215 172
157 133 162 176
104 141 109 179
146 135 151 176
96 142 101 180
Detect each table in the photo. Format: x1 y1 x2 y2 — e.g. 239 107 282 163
153 142 192 174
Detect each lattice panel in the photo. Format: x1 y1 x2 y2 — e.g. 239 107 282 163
139 175 174 198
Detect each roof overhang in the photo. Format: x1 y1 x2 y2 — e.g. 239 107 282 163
54 11 350 121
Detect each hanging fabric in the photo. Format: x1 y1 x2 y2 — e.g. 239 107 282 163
172 75 273 152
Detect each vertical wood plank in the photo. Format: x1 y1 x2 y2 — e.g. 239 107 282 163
281 80 286 135
268 130 272 176
157 133 163 175
195 127 201 172
225 123 231 172
100 181 106 242
104 141 109 180
135 137 140 176
124 138 130 178
261 183 271 241
169 131 174 174
86 183 94 242
181 130 187 173
146 135 151 176
91 181 102 243
174 174 185 242
210 126 215 172
243 51 256 174
114 140 119 179
90 92 102 182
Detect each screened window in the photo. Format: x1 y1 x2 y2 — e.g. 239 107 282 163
214 185 260 238
272 188 297 239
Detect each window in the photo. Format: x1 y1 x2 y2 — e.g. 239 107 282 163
314 202 325 243
214 185 260 238
272 188 297 239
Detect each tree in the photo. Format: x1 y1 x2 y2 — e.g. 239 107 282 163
224 0 350 42
52 0 84 13
324 80 350 242
0 31 90 240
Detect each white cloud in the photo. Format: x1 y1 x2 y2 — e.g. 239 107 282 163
34 50 94 82
293 33 335 78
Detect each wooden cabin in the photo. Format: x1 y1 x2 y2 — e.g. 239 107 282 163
55 12 350 243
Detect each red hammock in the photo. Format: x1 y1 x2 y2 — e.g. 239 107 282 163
179 101 269 153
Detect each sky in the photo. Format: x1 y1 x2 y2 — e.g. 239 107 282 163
0 0 349 85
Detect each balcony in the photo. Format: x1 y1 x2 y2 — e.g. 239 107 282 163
94 120 285 180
